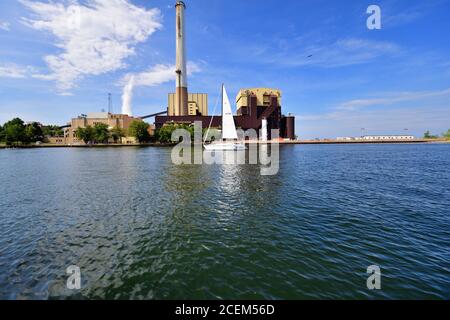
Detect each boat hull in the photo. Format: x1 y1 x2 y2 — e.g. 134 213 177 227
203 143 246 151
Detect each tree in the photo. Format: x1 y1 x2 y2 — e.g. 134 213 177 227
93 123 110 143
155 124 176 143
424 131 438 139
4 118 26 146
443 129 450 140
128 120 151 143
74 126 94 144
203 128 220 142
42 125 64 137
155 124 195 143
110 126 126 143
25 122 44 143
0 125 4 143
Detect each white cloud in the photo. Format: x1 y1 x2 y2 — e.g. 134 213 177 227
296 88 450 139
336 88 450 111
297 106 450 139
123 64 175 87
120 61 202 87
0 21 10 31
305 38 400 67
384 11 422 28
0 63 34 78
382 1 445 29
119 62 201 115
268 38 400 68
187 61 202 75
20 0 162 94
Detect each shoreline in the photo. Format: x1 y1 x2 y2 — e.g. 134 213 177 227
0 139 448 149
274 139 448 145
0 143 176 149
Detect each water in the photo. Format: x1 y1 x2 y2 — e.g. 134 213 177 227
0 144 449 299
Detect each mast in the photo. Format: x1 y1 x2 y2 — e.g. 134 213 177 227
203 86 220 144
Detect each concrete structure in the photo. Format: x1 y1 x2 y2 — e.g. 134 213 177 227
168 93 208 116
362 135 415 141
64 112 145 144
47 136 68 145
168 2 209 117
175 1 188 116
337 135 415 141
336 137 355 141
156 87 296 140
236 88 282 111
281 114 295 140
155 3 296 139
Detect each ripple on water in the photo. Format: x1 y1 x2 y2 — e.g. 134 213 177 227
0 145 449 299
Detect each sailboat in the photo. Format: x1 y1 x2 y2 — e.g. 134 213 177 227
203 85 246 151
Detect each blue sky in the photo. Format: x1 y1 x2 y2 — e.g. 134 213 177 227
0 0 449 139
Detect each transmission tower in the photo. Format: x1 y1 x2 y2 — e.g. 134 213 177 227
108 93 113 114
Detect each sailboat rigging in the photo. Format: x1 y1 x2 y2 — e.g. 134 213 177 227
203 85 246 151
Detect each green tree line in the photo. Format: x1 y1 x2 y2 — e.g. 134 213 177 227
2 117 450 146
154 123 219 143
0 118 69 145
74 121 153 144
0 118 59 146
423 130 450 140
0 117 156 146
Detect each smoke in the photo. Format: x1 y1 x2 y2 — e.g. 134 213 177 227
121 75 135 116
119 62 202 116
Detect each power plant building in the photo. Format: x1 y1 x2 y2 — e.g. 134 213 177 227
46 2 296 145
156 87 295 140
168 93 208 116
156 2 296 140
62 113 148 145
236 88 282 111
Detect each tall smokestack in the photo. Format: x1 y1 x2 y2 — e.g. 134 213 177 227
175 1 188 116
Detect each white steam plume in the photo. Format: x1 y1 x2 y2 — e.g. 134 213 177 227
119 62 201 116
121 75 135 116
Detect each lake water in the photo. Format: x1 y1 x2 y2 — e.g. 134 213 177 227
0 144 449 299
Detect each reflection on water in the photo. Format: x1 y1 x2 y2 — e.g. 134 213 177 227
0 144 449 299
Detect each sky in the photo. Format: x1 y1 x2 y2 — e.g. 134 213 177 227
0 0 449 139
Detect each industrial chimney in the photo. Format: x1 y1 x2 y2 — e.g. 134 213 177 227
175 1 188 116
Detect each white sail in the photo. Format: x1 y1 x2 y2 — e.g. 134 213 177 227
221 85 238 140
203 84 246 151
